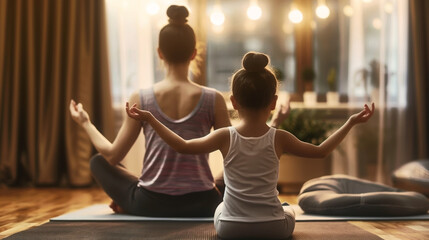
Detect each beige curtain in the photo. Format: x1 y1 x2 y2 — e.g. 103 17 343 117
409 0 429 159
0 0 114 186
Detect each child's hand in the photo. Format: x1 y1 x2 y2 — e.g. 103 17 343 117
271 97 291 128
69 99 90 126
126 102 152 122
350 103 375 125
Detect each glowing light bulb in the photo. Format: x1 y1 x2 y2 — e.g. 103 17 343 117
384 2 394 14
372 18 382 29
210 9 225 26
247 4 262 20
288 9 303 24
343 5 354 17
146 1 160 15
316 4 330 19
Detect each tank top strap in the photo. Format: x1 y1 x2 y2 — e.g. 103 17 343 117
139 88 154 110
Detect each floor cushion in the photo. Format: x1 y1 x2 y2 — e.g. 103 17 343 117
392 160 429 196
298 175 429 216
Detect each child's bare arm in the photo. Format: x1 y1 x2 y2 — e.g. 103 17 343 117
270 96 291 128
126 102 229 154
276 103 375 158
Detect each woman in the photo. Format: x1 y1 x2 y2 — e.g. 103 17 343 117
70 5 230 217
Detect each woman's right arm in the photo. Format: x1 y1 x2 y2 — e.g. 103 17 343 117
213 91 231 129
70 92 142 165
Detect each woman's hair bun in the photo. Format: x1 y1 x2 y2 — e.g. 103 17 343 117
167 5 189 24
242 52 269 72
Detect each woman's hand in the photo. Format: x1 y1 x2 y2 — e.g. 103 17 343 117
125 102 153 122
350 103 375 125
69 99 90 126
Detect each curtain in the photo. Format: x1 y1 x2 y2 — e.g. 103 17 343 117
408 0 429 159
0 0 114 186
329 0 410 183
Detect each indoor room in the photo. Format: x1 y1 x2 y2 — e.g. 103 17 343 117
0 0 428 239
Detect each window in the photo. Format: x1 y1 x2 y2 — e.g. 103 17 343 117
106 0 408 106
206 0 296 92
312 0 407 106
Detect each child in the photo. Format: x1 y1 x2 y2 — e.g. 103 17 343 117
126 52 375 239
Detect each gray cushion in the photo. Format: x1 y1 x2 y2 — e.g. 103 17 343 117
392 160 429 196
298 175 429 216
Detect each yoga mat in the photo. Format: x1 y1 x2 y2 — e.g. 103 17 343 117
291 205 429 222
50 204 213 222
51 204 429 222
5 221 382 240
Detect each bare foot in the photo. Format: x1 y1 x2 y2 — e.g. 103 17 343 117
109 201 125 214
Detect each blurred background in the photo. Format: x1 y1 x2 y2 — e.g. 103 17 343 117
0 0 428 191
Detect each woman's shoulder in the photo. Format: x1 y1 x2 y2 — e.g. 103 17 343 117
199 86 226 104
200 86 222 95
128 88 153 108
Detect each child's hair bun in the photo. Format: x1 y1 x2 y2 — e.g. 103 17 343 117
167 5 189 24
242 52 269 72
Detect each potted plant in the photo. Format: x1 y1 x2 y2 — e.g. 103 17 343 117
326 68 339 105
302 67 317 105
277 109 334 193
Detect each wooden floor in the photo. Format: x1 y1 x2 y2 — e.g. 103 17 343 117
0 187 428 239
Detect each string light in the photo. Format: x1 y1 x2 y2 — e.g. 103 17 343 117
316 5 330 19
289 8 303 24
315 0 330 19
247 0 262 20
384 2 394 14
343 5 354 17
372 18 382 29
146 1 160 15
210 7 225 26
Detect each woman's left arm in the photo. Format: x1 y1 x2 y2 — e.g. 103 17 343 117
70 92 142 165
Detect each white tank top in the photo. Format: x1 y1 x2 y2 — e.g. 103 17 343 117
220 126 284 222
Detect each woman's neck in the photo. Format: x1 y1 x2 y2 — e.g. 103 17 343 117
165 62 190 83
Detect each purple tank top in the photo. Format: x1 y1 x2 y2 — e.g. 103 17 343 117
137 87 216 195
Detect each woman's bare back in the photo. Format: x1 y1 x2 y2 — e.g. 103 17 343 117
153 80 203 120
